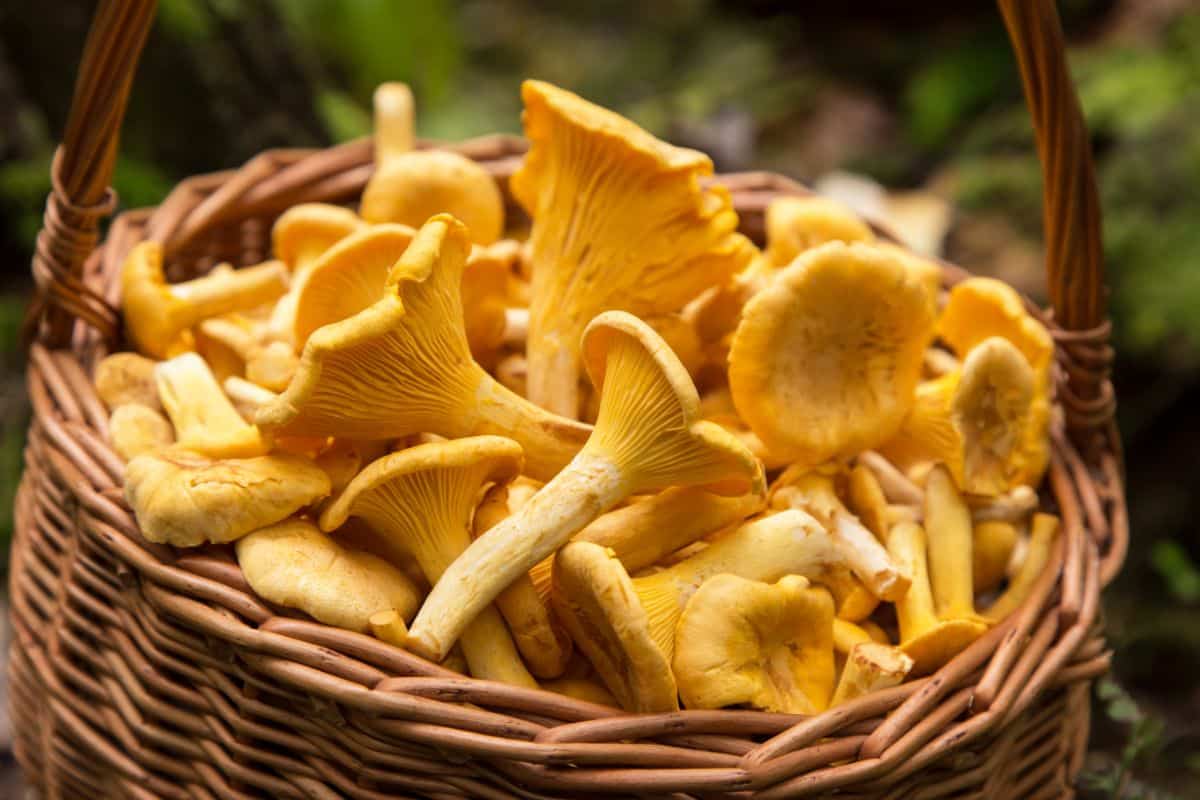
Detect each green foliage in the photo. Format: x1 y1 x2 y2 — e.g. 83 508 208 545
1150 540 1200 604
1082 678 1171 799
903 34 1014 150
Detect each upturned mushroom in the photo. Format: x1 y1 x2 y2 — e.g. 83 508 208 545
319 436 537 688
672 574 836 713
881 336 1036 495
886 520 987 676
829 642 914 708
473 483 574 679
984 512 1060 622
256 215 591 482
156 353 268 458
236 519 422 632
729 241 934 468
94 352 161 411
108 403 174 461
511 79 755 417
405 310 762 663
361 82 504 244
769 469 911 602
124 447 330 547
937 277 1055 486
121 241 289 358
551 509 855 711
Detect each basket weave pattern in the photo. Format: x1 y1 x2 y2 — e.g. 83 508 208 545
10 1 1125 797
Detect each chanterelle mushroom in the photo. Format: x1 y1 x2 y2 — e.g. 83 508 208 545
124 447 330 547
319 436 537 688
94 352 161 412
405 310 762 663
511 79 755 417
108 403 174 461
937 277 1055 487
121 241 289 358
360 82 504 244
236 518 422 632
156 353 268 458
829 642 914 708
256 215 591 482
923 464 989 626
881 336 1036 495
552 509 854 712
984 512 1060 622
729 241 934 469
673 574 836 714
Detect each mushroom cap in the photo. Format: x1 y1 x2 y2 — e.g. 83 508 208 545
124 448 331 547
271 203 365 274
551 541 679 712
672 574 835 713
900 618 988 677
729 241 934 467
257 214 476 440
236 518 422 632
762 195 875 269
512 79 755 416
108 403 174 461
94 352 161 411
952 337 1036 495
292 224 417 348
320 436 523 539
361 150 504 244
581 310 763 497
156 353 268 458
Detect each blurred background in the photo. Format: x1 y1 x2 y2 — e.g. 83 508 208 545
1 0 1198 796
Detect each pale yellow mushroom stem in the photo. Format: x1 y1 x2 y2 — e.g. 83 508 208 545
984 513 1060 622
858 450 924 506
369 609 409 649
830 643 914 707
923 464 983 622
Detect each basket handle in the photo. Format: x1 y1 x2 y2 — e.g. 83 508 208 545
27 0 1111 445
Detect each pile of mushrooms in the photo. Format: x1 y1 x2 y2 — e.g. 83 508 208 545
101 79 1060 715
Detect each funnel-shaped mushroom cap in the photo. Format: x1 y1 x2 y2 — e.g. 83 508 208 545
762 195 875 269
320 436 535 687
582 310 762 497
125 448 330 547
938 277 1054 486
109 403 174 461
121 242 289 358
258 215 591 481
156 353 268 458
829 642 914 708
673 574 835 713
95 352 161 412
291 224 417 348
512 80 755 417
729 241 934 468
272 204 365 275
236 519 422 632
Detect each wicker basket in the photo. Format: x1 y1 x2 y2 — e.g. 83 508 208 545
10 1 1125 797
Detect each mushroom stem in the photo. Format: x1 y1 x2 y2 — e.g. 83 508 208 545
467 377 592 480
170 261 289 322
373 82 415 163
887 521 987 676
156 353 267 458
406 311 760 662
969 484 1038 523
503 307 529 345
974 520 1019 594
984 513 1059 622
370 609 409 648
858 451 923 505
526 338 583 418
829 643 914 708
923 464 980 621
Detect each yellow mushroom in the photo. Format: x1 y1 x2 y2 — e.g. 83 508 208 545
405 310 761 663
881 336 1036 495
552 509 853 711
256 215 591 482
197 317 299 392
729 241 934 469
845 463 892 539
493 353 528 398
121 241 289 358
769 470 910 602
923 347 960 379
540 677 619 708
974 520 1019 594
108 403 174 461
473 484 574 679
124 447 330 547
156 353 268 458
886 520 987 676
94 352 161 412
829 642 914 708
761 195 875 271
236 518 422 632
673 574 836 713
319 436 537 688
314 439 389 498
937 277 1055 487
223 376 279 423
857 450 924 506
361 83 503 244
923 464 988 624
832 618 891 654
984 513 1060 622
511 79 755 417
969 484 1038 524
